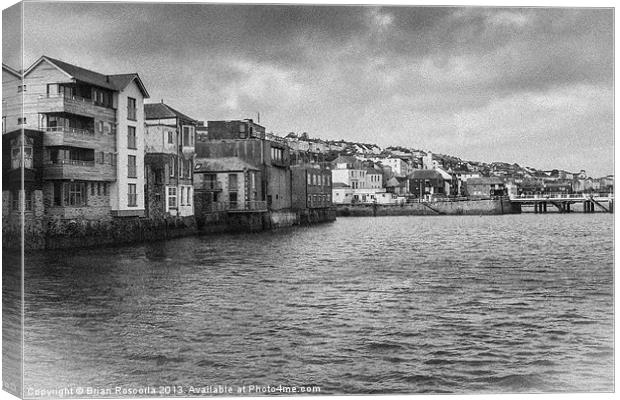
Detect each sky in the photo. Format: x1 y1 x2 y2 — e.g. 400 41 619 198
2 2 615 176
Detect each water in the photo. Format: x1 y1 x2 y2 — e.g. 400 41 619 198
11 214 615 394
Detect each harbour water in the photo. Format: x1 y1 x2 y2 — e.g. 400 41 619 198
12 214 614 394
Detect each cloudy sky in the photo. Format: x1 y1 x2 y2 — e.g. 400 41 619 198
3 3 614 176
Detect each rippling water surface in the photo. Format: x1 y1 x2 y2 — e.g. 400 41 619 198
19 214 614 394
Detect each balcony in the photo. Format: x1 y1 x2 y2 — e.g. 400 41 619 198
203 200 267 213
43 126 98 147
196 181 223 191
43 159 116 181
38 94 116 121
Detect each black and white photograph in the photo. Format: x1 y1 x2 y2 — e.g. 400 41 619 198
1 1 615 398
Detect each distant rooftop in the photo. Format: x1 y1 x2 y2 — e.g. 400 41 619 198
145 101 197 123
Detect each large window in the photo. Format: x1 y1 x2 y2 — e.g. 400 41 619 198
168 131 174 144
271 146 284 163
127 97 137 120
128 155 137 178
64 182 86 206
127 126 137 149
10 190 32 212
10 139 33 169
128 184 137 207
167 187 177 210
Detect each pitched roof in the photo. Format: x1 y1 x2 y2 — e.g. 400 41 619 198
408 169 444 180
108 73 150 98
194 157 259 173
145 102 197 123
25 56 149 97
385 177 402 187
332 182 351 188
332 155 358 165
366 168 381 175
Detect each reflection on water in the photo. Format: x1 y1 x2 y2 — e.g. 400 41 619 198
17 214 614 394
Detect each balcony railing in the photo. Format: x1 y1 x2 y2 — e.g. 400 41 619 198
46 159 95 167
203 200 267 213
41 93 114 108
44 126 95 136
38 94 116 119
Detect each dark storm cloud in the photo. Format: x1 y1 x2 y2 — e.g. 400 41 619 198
5 3 614 176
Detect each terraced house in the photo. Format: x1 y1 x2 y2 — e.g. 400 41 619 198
144 101 197 219
2 56 149 219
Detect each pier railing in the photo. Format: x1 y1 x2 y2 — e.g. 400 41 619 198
511 193 614 201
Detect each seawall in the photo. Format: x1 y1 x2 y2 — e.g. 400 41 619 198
198 207 336 234
336 199 516 217
7 207 337 251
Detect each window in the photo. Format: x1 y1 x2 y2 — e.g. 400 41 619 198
228 174 238 191
97 183 101 196
307 173 311 186
167 187 177 209
185 160 191 178
98 121 104 133
17 85 26 92
127 126 137 149
182 125 194 146
91 183 95 196
64 182 86 206
170 156 176 177
180 187 185 205
168 131 174 144
128 155 137 178
239 123 246 139
128 184 137 207
97 151 105 164
187 187 192 206
17 117 26 125
127 97 137 120
11 144 33 169
103 183 108 196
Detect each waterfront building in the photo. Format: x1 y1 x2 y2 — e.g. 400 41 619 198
408 169 446 199
385 176 408 196
331 182 354 204
330 156 391 204
291 162 333 209
144 101 197 219
465 177 507 199
2 56 150 219
193 157 263 214
196 119 291 211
